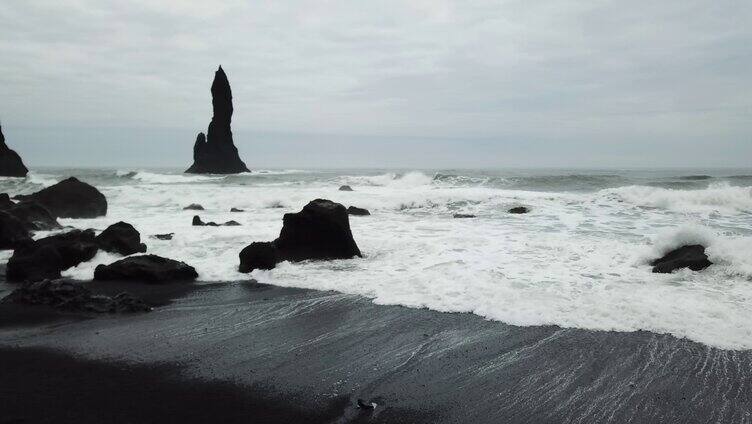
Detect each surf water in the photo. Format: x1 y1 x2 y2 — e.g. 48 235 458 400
2 167 752 350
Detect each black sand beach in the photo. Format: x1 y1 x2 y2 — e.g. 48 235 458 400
2 278 751 424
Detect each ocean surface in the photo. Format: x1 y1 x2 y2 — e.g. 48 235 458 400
2 167 752 350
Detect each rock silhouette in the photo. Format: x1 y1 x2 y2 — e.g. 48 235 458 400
0 125 28 177
650 245 712 273
15 177 107 218
185 66 249 174
94 255 198 283
238 199 361 273
95 221 147 256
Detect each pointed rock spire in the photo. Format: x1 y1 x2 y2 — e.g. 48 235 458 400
0 124 29 177
185 66 250 174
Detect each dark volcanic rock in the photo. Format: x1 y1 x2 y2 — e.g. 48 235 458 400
651 245 712 273
95 222 147 256
183 203 204 210
193 215 240 227
0 193 14 209
238 242 279 273
2 279 150 313
238 199 361 273
347 206 370 216
7 245 63 282
0 211 33 249
6 201 60 231
509 206 530 214
230 207 244 212
0 125 29 177
276 199 362 262
339 185 353 191
151 233 174 240
7 229 99 282
185 66 249 174
453 213 476 218
94 255 198 283
15 177 107 218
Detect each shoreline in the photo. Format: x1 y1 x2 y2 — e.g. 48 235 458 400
2 280 751 422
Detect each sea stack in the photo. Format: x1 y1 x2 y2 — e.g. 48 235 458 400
0 125 29 177
185 66 250 174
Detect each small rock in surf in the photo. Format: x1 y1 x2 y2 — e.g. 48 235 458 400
347 206 370 216
508 206 530 214
650 245 712 273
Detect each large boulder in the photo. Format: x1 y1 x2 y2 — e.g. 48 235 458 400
183 203 204 210
650 245 712 273
6 229 99 282
276 199 362 262
95 222 147 256
238 242 279 272
339 185 354 191
185 66 250 174
94 255 198 283
0 211 32 249
2 279 150 313
6 245 63 282
238 199 361 273
5 201 60 231
15 177 107 218
0 125 28 177
0 193 14 209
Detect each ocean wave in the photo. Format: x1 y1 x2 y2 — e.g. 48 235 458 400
603 183 752 213
118 170 225 184
337 171 433 188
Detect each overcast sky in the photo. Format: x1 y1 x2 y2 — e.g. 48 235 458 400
0 0 750 168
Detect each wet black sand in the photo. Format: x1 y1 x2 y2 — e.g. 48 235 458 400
1 280 751 423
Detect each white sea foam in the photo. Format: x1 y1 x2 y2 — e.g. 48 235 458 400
28 170 752 350
604 183 752 213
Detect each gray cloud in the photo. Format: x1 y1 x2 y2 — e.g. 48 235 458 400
0 0 750 168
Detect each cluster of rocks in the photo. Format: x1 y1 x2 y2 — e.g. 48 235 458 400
239 199 362 272
192 215 241 227
2 279 150 313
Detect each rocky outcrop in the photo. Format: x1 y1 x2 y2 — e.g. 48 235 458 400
0 211 33 249
508 206 530 214
15 177 107 218
651 245 712 273
347 206 370 216
0 199 60 249
7 229 99 282
238 199 361 273
94 255 198 283
185 66 249 174
192 215 240 226
5 201 60 231
151 233 174 240
230 207 244 212
0 193 14 209
238 242 279 272
2 279 150 313
183 203 204 210
0 125 29 177
95 222 147 256
339 185 353 191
